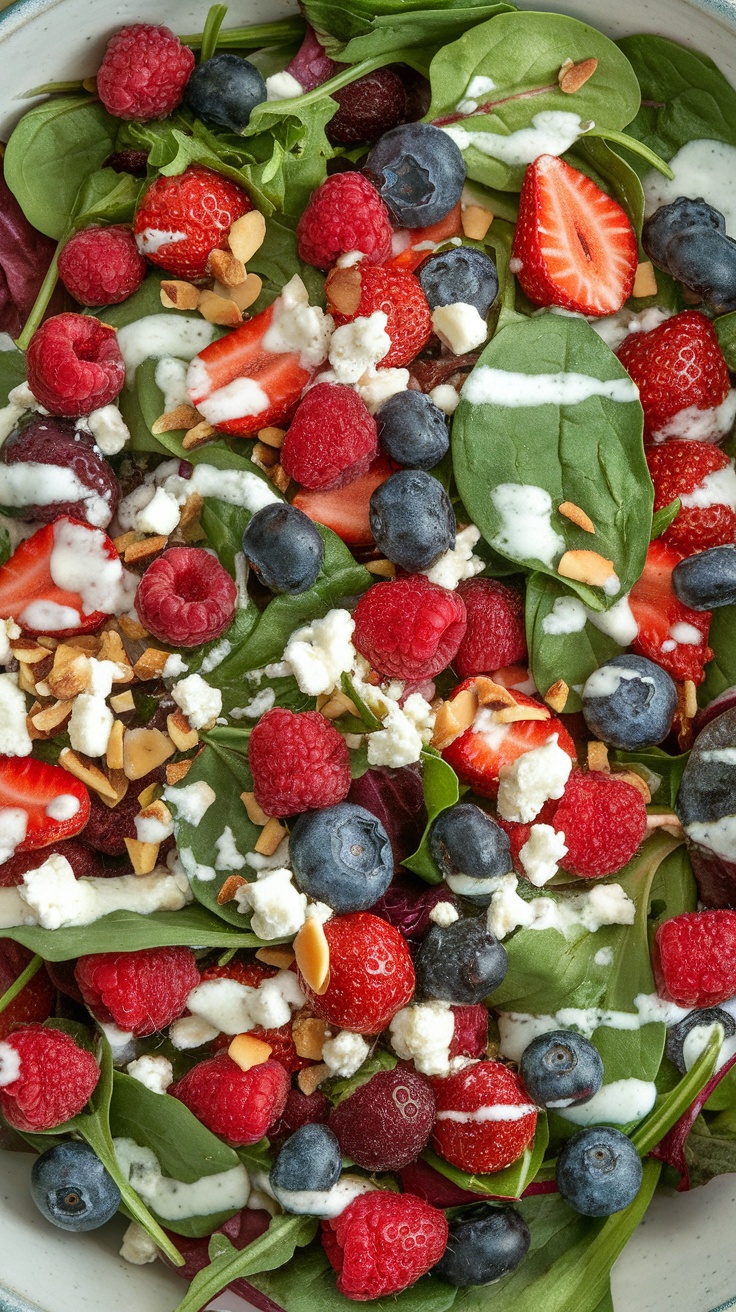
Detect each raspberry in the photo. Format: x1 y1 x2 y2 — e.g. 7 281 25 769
0 1025 100 1132
454 578 527 679
329 1067 436 1171
26 314 125 418
353 575 467 681
269 1087 330 1145
322 1191 448 1300
58 226 146 307
646 441 736 555
0 838 100 887
653 910 736 1007
135 547 237 647
617 310 731 440
2 416 120 528
327 69 407 145
298 912 415 1034
105 149 150 176
248 708 352 818
133 165 252 280
297 173 393 270
281 383 378 490
97 24 195 121
449 1004 489 1060
171 1053 289 1145
74 947 199 1036
331 266 433 368
0 944 54 1039
431 1062 537 1174
552 769 648 879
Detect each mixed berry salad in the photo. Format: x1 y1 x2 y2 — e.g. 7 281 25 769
2 2 736 1308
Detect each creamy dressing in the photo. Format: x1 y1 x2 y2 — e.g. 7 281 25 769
117 315 216 384
541 593 639 646
114 1139 250 1221
584 664 655 699
135 229 187 256
0 855 192 930
558 1078 657 1126
651 391 736 444
165 463 280 513
442 111 591 166
273 1176 377 1219
464 366 639 408
45 794 81 821
680 464 736 510
191 375 271 425
497 993 690 1063
154 356 190 412
642 139 736 237
48 518 129 617
490 483 565 568
0 463 111 528
685 816 736 860
436 1103 536 1123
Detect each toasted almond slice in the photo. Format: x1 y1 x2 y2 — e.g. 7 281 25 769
133 648 171 681
137 784 159 810
124 837 160 875
253 439 280 468
198 289 243 328
30 699 73 734
209 248 247 287
151 404 201 435
228 1033 273 1071
182 419 218 451
99 768 130 808
59 748 118 800
612 768 651 802
495 703 551 723
365 559 396 578
110 690 135 714
682 678 698 722
166 758 193 785
632 260 658 298
216 874 247 905
227 210 267 264
320 691 360 720
294 916 330 995
33 678 52 698
66 635 100 654
293 1016 332 1061
559 56 598 92
587 740 610 772
47 647 91 700
167 709 199 752
544 680 569 713
106 718 125 771
11 640 50 665
114 531 140 555
257 426 286 449
646 812 685 835
36 637 58 651
139 798 172 827
241 790 271 826
267 463 290 493
297 1062 330 1095
123 728 176 781
558 549 618 589
256 946 296 970
473 677 518 710
255 816 287 856
160 279 201 310
119 615 150 642
176 492 203 531
124 535 168 564
461 204 493 240
325 266 362 316
97 629 132 671
431 687 478 750
214 272 263 313
558 501 595 534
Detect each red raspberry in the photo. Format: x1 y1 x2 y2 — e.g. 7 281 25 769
171 1053 289 1145
329 1067 436 1171
322 1191 448 1300
58 226 146 307
353 575 467 681
26 314 125 418
431 1062 537 1175
297 172 393 270
453 578 527 679
327 69 407 145
2 416 120 528
449 1004 489 1060
135 547 237 647
270 1086 330 1145
298 912 415 1034
0 1024 100 1132
281 383 378 490
212 1021 312 1073
646 441 736 556
617 310 731 440
0 944 54 1039
74 947 199 1036
653 910 736 1007
552 768 648 879
133 165 252 280
97 24 195 121
331 266 432 368
248 708 352 818
0 838 100 887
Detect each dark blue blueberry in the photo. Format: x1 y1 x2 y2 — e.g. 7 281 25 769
676 707 736 840
581 654 677 750
369 469 455 570
415 917 507 1003
519 1030 604 1109
418 246 499 317
183 53 267 132
30 1141 121 1232
666 227 736 313
673 546 736 610
242 503 324 595
434 1203 530 1286
665 1007 736 1075
642 197 725 268
430 803 513 905
364 123 466 228
290 802 394 913
377 391 449 470
270 1124 342 1206
556 1127 642 1216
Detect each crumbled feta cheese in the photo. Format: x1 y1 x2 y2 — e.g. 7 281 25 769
68 693 114 758
265 70 303 100
200 638 232 673
169 1014 220 1049
164 780 216 826
230 688 276 720
519 824 568 887
284 608 356 697
429 901 460 927
579 883 636 933
95 1020 137 1062
135 486 181 536
14 855 192 930
429 384 460 415
0 1039 21 1087
45 794 81 822
306 900 333 924
423 525 484 590
389 1001 455 1076
431 302 489 355
235 867 307 939
0 617 20 666
262 274 334 369
0 673 31 756
126 1054 174 1095
367 702 425 768
86 404 130 456
487 874 635 940
135 812 174 844
120 1221 159 1265
322 1031 370 1078
245 836 290 871
356 366 410 413
172 673 222 729
163 654 188 679
0 807 27 863
186 969 305 1034
487 874 536 939
328 312 391 384
496 735 573 823
214 826 246 871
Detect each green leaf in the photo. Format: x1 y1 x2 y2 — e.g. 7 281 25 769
700 602 736 705
631 1028 720 1155
715 310 736 370
682 1116 736 1189
646 844 697 934
525 573 622 714
200 4 229 61
452 314 651 609
72 167 144 228
305 0 514 62
0 903 265 960
322 1049 398 1106
249 1242 458 1312
247 216 325 313
0 348 27 407
611 746 689 809
0 954 42 1013
423 1114 549 1199
172 1214 319 1312
402 751 460 884
651 499 681 540
616 35 736 165
179 17 305 50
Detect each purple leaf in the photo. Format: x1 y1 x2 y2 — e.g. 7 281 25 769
372 875 454 944
651 1050 736 1190
0 159 59 339
347 763 427 867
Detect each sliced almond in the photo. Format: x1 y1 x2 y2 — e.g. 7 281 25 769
133 648 171 681
255 816 287 856
431 687 478 750
198 289 243 329
558 501 595 534
35 637 59 651
124 837 160 876
114 530 140 555
47 647 90 700
587 740 610 772
217 874 248 905
320 690 360 721
119 615 150 642
293 1015 332 1061
166 758 193 785
106 718 125 772
110 689 135 714
167 709 199 752
124 535 168 564
99 768 130 808
256 946 296 970
544 680 569 713
66 635 101 654
122 728 175 781
228 1033 273 1072
32 677 52 698
139 798 173 828
365 559 396 579
11 640 50 665
294 916 330 995
182 420 218 451
241 790 271 826
97 629 133 674
612 768 651 802
253 439 280 469
646 812 684 835
267 464 290 493
227 210 267 264
495 703 551 723
59 748 118 800
473 677 518 710
30 699 73 734
209 248 247 287
559 56 598 93
297 1062 330 1095
151 404 201 435
558 549 618 590
257 426 286 450
461 204 493 240
137 782 160 808
214 272 263 313
160 279 201 310
632 260 658 298
325 266 362 316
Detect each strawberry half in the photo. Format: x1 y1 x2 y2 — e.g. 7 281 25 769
512 155 637 316
0 517 122 637
293 454 394 545
617 310 731 440
0 755 90 853
628 538 713 684
387 203 463 273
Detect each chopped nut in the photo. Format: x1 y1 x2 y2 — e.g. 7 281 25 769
293 1016 332 1061
59 748 118 800
473 678 518 710
558 549 618 589
253 440 280 468
558 501 595 534
124 837 160 876
182 420 218 451
30 699 73 734
255 816 287 856
215 272 263 313
133 648 171 681
365 559 396 578
228 1033 273 1071
559 56 598 93
267 464 290 493
139 798 173 828
320 690 359 720
198 289 243 329
17 663 39 696
122 728 176 781
682 679 698 722
106 718 125 771
461 204 493 240
587 740 610 772
97 629 132 673
241 791 271 826
612 768 651 802
110 690 135 713
47 646 90 700
166 758 193 785
124 535 168 564
297 1062 330 1095
167 709 199 752
217 874 248 904
209 247 247 287
294 916 330 995
137 782 159 808
646 812 684 835
257 426 286 449
66 635 101 654
114 531 140 555
431 687 478 750
256 946 296 969
227 210 267 264
35 637 59 651
119 615 150 642
151 404 201 435
544 680 569 713
33 678 52 698
11 640 50 665
100 768 130 808
178 491 204 530
495 703 550 723
632 260 658 298
160 279 200 310
325 266 362 316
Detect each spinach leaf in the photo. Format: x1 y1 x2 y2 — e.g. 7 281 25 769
0 903 264 960
651 498 681 539
0 347 27 407
72 167 143 228
715 310 736 369
646 844 697 936
632 1029 720 1155
616 35 736 166
247 216 326 313
611 747 689 809
700 603 736 705
569 137 645 240
304 0 513 62
525 573 622 714
249 1242 458 1312
452 314 651 608
200 3 228 61
683 1115 736 1189
323 1049 398 1105
424 1114 549 1199
172 1214 319 1312
402 750 460 884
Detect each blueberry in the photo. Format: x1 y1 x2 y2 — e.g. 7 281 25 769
415 917 507 1003
430 803 513 904
581 654 677 750
642 197 726 268
418 246 499 317
30 1141 121 1232
519 1030 604 1109
242 503 324 594
270 1124 342 1209
364 123 466 228
377 391 449 470
665 1007 736 1075
434 1203 530 1286
676 707 736 849
665 227 736 313
290 803 393 913
369 469 455 570
555 1126 643 1217
673 546 736 610
184 53 266 132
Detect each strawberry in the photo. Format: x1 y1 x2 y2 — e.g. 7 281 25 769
441 679 577 799
0 942 54 1040
0 517 123 637
512 155 637 316
329 266 432 368
617 311 731 440
628 538 713 684
0 756 90 853
646 441 736 556
292 454 394 545
133 165 251 281
431 1061 537 1174
387 202 464 272
297 912 415 1035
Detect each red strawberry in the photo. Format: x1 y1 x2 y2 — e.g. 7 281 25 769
628 538 713 684
617 311 731 440
431 1061 537 1174
646 441 736 555
0 517 124 637
0 943 54 1040
653 910 736 1007
512 155 637 316
298 912 415 1035
441 679 577 799
386 203 463 273
133 165 251 280
449 1004 489 1060
329 266 433 369
0 756 90 855
292 454 394 545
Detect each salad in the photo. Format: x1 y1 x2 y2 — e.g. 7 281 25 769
0 1 736 1308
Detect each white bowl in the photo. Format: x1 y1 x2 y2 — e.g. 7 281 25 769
1 0 736 1309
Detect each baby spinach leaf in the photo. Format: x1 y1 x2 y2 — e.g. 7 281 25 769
700 603 736 705
323 1049 398 1106
0 903 264 960
646 844 697 935
72 167 143 228
402 750 460 884
616 34 736 164
249 1242 458 1312
172 1214 319 1312
715 310 736 369
248 216 326 313
305 0 513 62
0 347 27 406
651 498 681 539
611 747 689 809
632 1029 720 1156
423 1114 549 1199
452 313 650 609
525 573 622 714
569 137 646 240
682 1115 736 1189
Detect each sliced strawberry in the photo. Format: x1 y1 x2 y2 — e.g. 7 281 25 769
0 756 90 853
293 454 394 545
441 679 577 799
387 203 463 272
512 155 637 316
628 538 713 685
0 517 121 637
618 311 731 440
